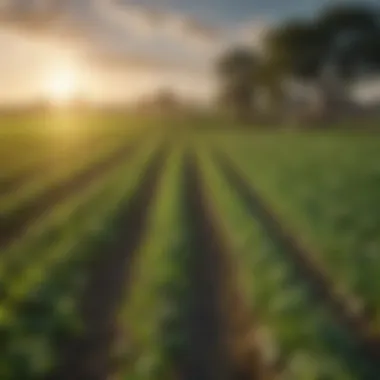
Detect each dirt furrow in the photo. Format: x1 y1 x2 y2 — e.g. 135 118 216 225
182 153 277 380
214 150 380 371
0 139 143 249
48 147 168 380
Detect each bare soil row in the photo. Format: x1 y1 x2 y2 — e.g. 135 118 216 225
50 147 169 380
52 150 278 380
180 152 278 380
35 144 380 380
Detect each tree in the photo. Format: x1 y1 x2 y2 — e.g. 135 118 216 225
216 47 260 122
263 2 380 117
316 3 380 79
265 20 326 81
266 3 380 79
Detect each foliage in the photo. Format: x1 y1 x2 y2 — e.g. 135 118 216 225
216 47 260 121
215 2 380 121
214 131 380 328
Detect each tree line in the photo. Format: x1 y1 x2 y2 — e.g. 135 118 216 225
217 2 380 124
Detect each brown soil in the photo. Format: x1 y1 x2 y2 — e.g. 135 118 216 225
182 152 277 380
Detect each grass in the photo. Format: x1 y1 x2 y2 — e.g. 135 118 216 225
198 147 377 379
118 146 188 380
0 112 143 178
2 113 380 379
0 138 159 294
212 131 380 328
0 136 162 379
0 116 149 216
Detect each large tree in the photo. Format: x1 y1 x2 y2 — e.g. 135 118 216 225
317 3 380 78
263 2 380 114
265 20 325 81
215 2 380 123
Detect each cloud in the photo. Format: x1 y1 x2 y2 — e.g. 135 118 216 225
101 1 222 50
110 1 271 49
0 0 270 67
95 0 272 70
0 0 64 29
0 0 270 104
230 20 271 51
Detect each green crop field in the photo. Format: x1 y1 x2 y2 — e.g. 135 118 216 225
1 114 380 380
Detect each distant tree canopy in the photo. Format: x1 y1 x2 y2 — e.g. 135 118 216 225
216 48 260 122
216 2 380 122
266 3 380 81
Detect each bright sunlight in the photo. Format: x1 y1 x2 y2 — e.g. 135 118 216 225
45 65 80 104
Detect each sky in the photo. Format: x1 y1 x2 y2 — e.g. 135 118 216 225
0 0 368 104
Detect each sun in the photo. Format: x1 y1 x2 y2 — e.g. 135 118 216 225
46 66 79 104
